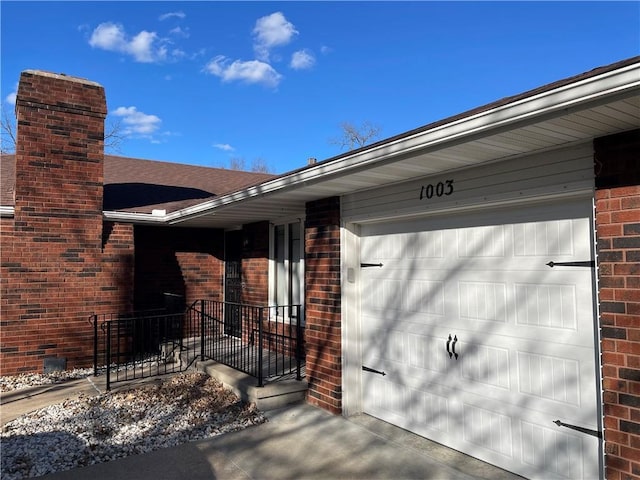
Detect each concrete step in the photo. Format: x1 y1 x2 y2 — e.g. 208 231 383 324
196 359 308 411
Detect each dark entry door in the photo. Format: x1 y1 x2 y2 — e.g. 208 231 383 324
224 231 242 337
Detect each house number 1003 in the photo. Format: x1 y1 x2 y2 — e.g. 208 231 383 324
420 179 454 200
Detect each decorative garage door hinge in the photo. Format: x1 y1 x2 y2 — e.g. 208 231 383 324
360 263 383 268
546 261 595 268
362 365 386 376
553 420 602 438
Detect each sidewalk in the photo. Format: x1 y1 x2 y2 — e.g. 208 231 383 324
1 376 104 427
1 376 523 480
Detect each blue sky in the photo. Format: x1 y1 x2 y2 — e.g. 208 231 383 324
1 2 638 174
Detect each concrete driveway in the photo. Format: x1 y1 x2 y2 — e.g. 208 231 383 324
36 402 522 480
2 373 523 480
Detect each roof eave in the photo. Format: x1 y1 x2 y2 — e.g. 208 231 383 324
167 60 640 225
103 210 168 224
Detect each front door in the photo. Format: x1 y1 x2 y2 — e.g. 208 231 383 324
224 230 242 337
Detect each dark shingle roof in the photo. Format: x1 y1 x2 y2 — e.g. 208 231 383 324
1 154 15 207
0 154 276 213
103 155 275 213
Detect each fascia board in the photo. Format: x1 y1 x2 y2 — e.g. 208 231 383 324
3 206 165 223
168 62 639 225
103 210 167 224
0 208 168 224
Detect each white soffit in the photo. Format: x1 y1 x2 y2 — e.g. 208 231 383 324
107 61 639 228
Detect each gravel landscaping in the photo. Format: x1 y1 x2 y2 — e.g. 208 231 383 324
0 368 95 393
1 371 266 479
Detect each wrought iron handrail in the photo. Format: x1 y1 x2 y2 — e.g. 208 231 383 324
90 309 199 390
91 300 304 390
187 300 304 387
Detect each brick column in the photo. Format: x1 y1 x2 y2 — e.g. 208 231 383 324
241 221 270 306
594 129 640 480
0 70 107 374
305 196 342 413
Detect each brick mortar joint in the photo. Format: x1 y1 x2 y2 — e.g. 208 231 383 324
16 99 107 118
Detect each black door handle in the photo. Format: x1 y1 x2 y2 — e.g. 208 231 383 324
446 334 452 358
452 335 458 360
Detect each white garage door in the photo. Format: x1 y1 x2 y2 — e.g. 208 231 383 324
359 200 600 479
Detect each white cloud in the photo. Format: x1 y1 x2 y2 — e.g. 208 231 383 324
290 49 315 70
320 45 332 55
159 11 186 21
253 12 298 61
171 48 187 59
128 30 163 63
90 22 127 50
214 143 234 152
111 106 161 136
5 91 16 106
89 22 177 63
205 56 283 88
169 26 190 38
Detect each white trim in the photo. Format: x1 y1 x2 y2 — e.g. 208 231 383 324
268 219 305 324
341 221 362 416
3 207 163 223
590 196 606 479
103 210 167 224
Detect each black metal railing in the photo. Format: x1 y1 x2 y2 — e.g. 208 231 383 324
91 308 199 390
188 300 304 387
92 300 304 389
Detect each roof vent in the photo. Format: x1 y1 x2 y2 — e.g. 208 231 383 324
308 157 317 165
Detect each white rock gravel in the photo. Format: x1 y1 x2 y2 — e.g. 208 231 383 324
0 368 94 393
1 371 266 479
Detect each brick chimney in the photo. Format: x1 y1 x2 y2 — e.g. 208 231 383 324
15 70 106 219
2 70 107 373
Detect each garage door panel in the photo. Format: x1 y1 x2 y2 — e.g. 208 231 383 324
359 201 599 479
518 412 599 480
516 345 599 425
462 401 515 460
407 330 451 375
459 399 597 480
458 339 512 391
514 281 578 330
456 224 507 258
364 327 406 366
520 420 586 480
363 217 591 265
364 269 592 341
457 334 596 421
457 280 509 323
364 374 457 443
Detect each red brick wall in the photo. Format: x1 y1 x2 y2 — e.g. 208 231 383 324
100 221 135 313
594 129 640 480
0 71 113 375
134 225 224 311
240 221 269 306
305 196 342 413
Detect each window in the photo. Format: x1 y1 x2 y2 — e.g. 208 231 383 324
270 220 304 320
